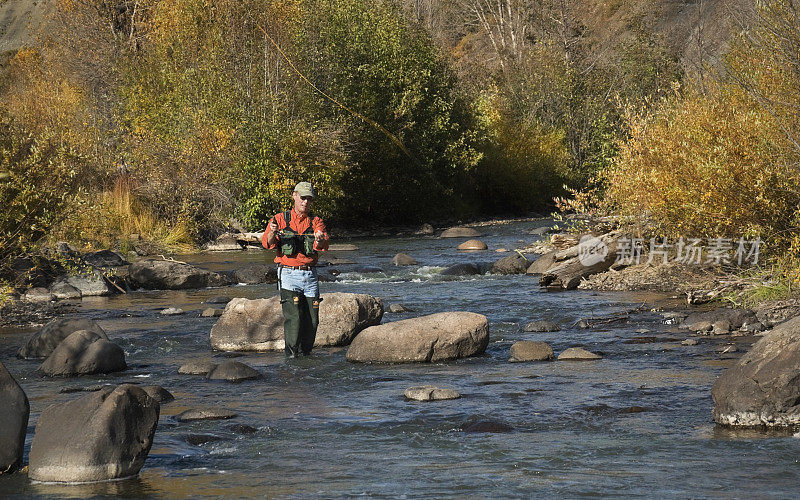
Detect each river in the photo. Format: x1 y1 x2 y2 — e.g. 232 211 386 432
1 219 798 498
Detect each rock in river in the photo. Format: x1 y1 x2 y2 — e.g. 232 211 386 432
557 347 602 361
681 308 758 334
404 385 461 401
39 330 127 377
128 259 229 290
509 341 554 362
175 408 237 422
457 239 487 251
523 320 560 333
0 361 29 473
392 253 418 266
18 317 107 359
491 254 529 274
346 312 489 363
526 250 557 275
29 384 159 483
141 385 174 403
206 360 262 382
178 360 218 375
712 316 800 427
210 293 383 351
440 226 481 238
440 263 482 276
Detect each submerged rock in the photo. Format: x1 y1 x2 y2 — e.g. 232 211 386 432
557 347 602 361
160 307 185 316
712 317 800 427
440 263 481 276
175 408 237 422
392 253 418 266
388 304 412 314
523 320 560 333
228 424 258 435
201 308 224 318
404 385 461 401
210 293 383 351
29 384 159 483
346 312 489 363
182 434 227 446
128 259 229 290
0 361 29 473
509 341 554 362
460 419 514 433
206 360 262 382
178 361 218 375
39 330 127 377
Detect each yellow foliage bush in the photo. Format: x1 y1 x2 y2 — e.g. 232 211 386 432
602 80 800 249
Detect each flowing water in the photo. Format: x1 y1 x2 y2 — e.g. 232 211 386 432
1 220 799 498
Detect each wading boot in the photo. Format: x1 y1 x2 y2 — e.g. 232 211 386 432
280 288 302 357
300 296 321 355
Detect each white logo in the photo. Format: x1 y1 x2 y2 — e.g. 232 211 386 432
578 235 608 267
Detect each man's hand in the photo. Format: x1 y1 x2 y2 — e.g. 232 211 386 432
268 219 278 234
314 230 326 243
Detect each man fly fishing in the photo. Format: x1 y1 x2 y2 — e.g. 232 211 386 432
262 182 329 357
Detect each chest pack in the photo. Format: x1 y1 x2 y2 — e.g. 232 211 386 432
278 211 317 257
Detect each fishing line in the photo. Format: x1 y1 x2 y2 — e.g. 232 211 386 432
256 23 414 160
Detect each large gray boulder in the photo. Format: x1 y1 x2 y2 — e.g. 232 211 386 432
210 293 384 351
0 361 29 473
39 330 126 377
346 312 489 363
712 316 800 427
128 259 229 290
18 317 107 359
29 384 159 482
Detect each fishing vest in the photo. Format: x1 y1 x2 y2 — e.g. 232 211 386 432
278 210 317 258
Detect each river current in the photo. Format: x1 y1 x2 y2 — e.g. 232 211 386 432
1 220 799 498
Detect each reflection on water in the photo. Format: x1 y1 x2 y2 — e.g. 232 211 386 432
1 220 799 497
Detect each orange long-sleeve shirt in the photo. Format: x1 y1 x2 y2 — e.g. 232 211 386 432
262 209 329 266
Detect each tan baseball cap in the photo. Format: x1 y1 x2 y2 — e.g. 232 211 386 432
294 181 315 198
